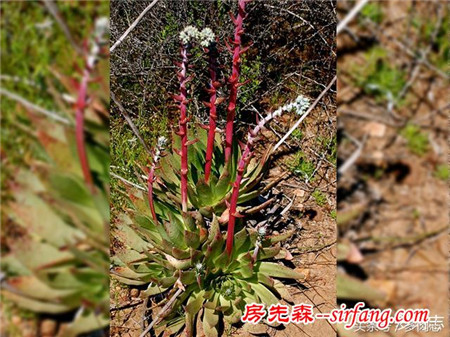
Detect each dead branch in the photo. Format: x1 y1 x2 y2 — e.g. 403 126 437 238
139 288 183 337
43 0 82 54
110 0 159 53
336 0 369 35
0 88 70 124
111 91 153 156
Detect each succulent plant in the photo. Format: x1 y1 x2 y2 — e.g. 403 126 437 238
1 17 109 336
111 2 311 336
112 187 304 336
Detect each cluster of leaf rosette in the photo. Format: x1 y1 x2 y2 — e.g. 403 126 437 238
1 18 109 336
2 109 110 336
112 126 304 336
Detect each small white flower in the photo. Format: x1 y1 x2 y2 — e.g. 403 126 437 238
87 17 109 69
180 26 200 45
278 95 310 115
35 19 53 30
195 262 204 271
294 95 310 115
199 27 215 47
95 17 109 41
157 136 168 149
258 227 267 237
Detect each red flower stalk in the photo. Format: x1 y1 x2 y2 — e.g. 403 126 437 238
147 165 157 222
175 44 191 213
75 68 94 192
204 44 219 182
225 139 252 256
75 18 107 193
225 106 288 256
224 0 248 163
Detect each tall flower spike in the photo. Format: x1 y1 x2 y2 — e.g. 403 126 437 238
177 27 196 212
147 136 168 224
202 28 218 182
225 0 248 163
75 17 109 193
225 95 310 255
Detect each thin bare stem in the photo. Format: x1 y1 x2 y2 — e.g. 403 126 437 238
139 288 183 337
110 0 159 53
0 88 70 124
111 91 152 156
111 172 146 191
336 0 369 35
43 0 83 54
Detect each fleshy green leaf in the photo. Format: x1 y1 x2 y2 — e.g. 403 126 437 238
257 262 305 280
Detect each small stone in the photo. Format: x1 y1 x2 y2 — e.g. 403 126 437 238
364 122 386 137
40 319 57 336
293 189 305 198
11 315 21 325
130 288 140 298
346 243 364 264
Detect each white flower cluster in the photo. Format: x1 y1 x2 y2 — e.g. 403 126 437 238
278 94 311 116
153 136 168 163
94 17 109 42
249 94 311 146
180 26 216 47
257 227 267 237
180 25 200 45
195 262 204 272
87 17 109 69
269 95 310 120
157 136 168 148
199 27 215 47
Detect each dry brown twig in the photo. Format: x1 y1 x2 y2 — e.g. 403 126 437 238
139 288 183 337
43 0 83 54
0 88 70 124
111 91 153 155
336 0 369 35
110 0 159 53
